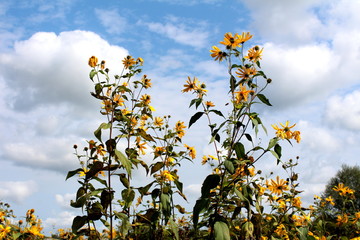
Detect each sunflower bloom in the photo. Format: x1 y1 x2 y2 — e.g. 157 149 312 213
267 176 290 195
141 75 152 88
236 65 257 80
234 85 254 103
160 170 175 181
272 121 298 141
88 56 98 67
245 46 263 62
154 146 166 157
140 94 151 105
113 94 124 106
205 101 215 107
154 117 164 127
325 196 335 206
175 121 186 138
184 144 196 159
78 167 89 177
0 225 11 239
136 137 147 155
210 46 227 61
220 32 241 49
238 32 253 44
182 76 199 93
336 214 349 226
122 55 136 69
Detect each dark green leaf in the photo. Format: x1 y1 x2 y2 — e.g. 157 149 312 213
105 138 116 155
66 168 83 180
88 202 103 220
230 75 236 93
189 112 204 128
101 190 113 211
86 161 104 180
193 198 210 228
89 69 97 81
72 216 88 233
137 128 155 142
150 162 164 175
201 174 220 198
257 94 272 106
121 189 135 208
209 110 225 118
234 142 246 159
274 144 282 159
119 173 130 188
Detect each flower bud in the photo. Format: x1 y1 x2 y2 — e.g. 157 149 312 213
267 78 272 83
88 56 98 68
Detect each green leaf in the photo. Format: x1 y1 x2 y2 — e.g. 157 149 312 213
101 190 113 211
66 168 83 180
274 144 282 159
193 198 210 228
214 221 230 240
189 98 202 109
89 69 97 81
230 75 236 93
121 188 135 208
105 138 116 155
88 202 103 220
115 149 132 176
161 193 171 222
72 216 88 233
119 173 130 188
242 221 254 238
234 142 246 159
201 174 220 198
86 161 104 180
189 111 204 128
150 162 164 175
267 137 277 150
94 122 111 142
174 179 183 193
209 109 225 118
270 150 281 164
224 160 235 174
138 181 155 196
168 217 180 240
137 128 155 142
257 94 272 106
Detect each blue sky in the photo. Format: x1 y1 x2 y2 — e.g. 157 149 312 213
1 0 360 234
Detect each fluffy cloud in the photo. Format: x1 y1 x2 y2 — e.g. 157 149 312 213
95 9 127 35
0 180 37 203
141 16 210 48
55 193 76 209
0 30 129 171
44 211 76 230
324 90 360 131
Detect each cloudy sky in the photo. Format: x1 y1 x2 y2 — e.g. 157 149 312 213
1 0 360 234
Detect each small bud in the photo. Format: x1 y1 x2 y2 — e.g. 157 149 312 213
105 68 109 73
115 75 119 79
254 45 260 51
200 83 206 89
267 78 272 84
19 220 23 225
73 144 78 149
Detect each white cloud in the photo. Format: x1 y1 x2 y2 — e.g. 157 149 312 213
0 180 37 203
324 90 360 131
241 0 325 45
95 9 127 35
44 211 75 230
262 42 337 108
141 16 210 48
55 193 76 209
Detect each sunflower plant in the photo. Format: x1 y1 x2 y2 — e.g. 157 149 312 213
183 32 303 239
67 55 193 239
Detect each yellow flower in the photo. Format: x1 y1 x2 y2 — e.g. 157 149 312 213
336 213 349 226
0 225 11 239
136 137 147 155
235 65 257 80
140 94 151 105
220 32 241 49
205 101 215 107
182 76 199 93
234 85 254 103
160 170 175 181
78 167 89 177
102 99 113 113
238 32 253 44
292 196 302 208
27 224 44 237
272 121 299 141
141 75 152 88
333 183 354 196
136 57 144 65
267 176 290 195
274 224 288 239
184 144 196 159
122 55 136 69
245 45 263 62
113 94 124 106
154 146 166 157
325 196 335 206
175 121 186 138
154 117 164 127
96 145 107 156
88 56 98 67
210 46 227 61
